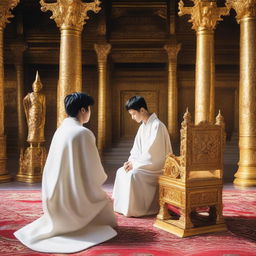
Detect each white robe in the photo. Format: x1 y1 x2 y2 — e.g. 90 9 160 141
14 117 117 253
112 113 172 217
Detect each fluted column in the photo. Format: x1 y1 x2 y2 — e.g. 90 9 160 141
178 0 229 124
10 42 27 150
94 43 111 154
164 42 181 143
0 0 20 183
40 0 101 126
227 0 256 187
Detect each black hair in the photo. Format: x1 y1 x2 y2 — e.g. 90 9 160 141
125 96 148 111
64 92 94 117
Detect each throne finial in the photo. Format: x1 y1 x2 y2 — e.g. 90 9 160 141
215 110 225 126
181 108 192 127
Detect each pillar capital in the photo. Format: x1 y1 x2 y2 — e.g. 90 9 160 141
94 43 111 63
0 0 19 29
40 0 101 31
178 0 230 31
226 0 256 22
164 43 181 61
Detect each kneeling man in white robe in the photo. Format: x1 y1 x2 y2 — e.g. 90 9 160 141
14 92 117 253
113 96 172 217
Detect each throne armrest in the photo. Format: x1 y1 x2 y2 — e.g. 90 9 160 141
163 153 183 179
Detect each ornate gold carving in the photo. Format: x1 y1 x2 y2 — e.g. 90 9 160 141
181 108 192 128
178 0 230 31
162 187 184 205
0 0 20 28
40 0 101 30
190 191 218 206
226 0 256 22
17 145 47 183
164 43 181 61
192 130 220 163
24 72 46 143
164 155 181 178
94 43 111 63
155 110 226 236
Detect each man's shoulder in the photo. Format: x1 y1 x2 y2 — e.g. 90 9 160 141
76 126 94 138
152 117 168 133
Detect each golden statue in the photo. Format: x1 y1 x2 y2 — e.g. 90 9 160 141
24 71 46 143
16 71 47 183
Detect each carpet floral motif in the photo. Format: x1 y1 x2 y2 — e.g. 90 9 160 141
0 189 256 256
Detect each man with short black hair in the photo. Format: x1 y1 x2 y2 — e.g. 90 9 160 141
14 92 117 253
113 95 172 217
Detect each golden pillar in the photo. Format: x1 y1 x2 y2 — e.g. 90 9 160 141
209 38 215 124
16 72 47 183
227 0 256 187
178 0 229 124
164 43 181 143
40 0 101 126
0 0 20 183
94 43 111 154
10 42 27 150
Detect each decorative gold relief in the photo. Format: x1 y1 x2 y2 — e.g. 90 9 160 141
17 145 47 183
163 188 184 205
192 131 219 162
190 191 218 206
164 156 181 179
16 72 47 183
178 0 230 31
154 110 226 237
94 43 111 64
0 0 19 28
226 0 256 22
40 0 101 30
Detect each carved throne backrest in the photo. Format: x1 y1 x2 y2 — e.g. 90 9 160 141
163 109 225 182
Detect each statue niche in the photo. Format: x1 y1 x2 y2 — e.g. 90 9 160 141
154 109 227 237
16 71 47 183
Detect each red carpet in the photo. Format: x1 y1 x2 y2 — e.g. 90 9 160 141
0 189 256 256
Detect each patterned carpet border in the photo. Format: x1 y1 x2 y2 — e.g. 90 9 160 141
0 189 256 256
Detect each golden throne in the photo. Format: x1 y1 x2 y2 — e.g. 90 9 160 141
154 109 227 237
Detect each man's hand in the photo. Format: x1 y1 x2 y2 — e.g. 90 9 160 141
123 161 133 172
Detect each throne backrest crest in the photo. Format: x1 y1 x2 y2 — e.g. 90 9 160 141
163 109 225 181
